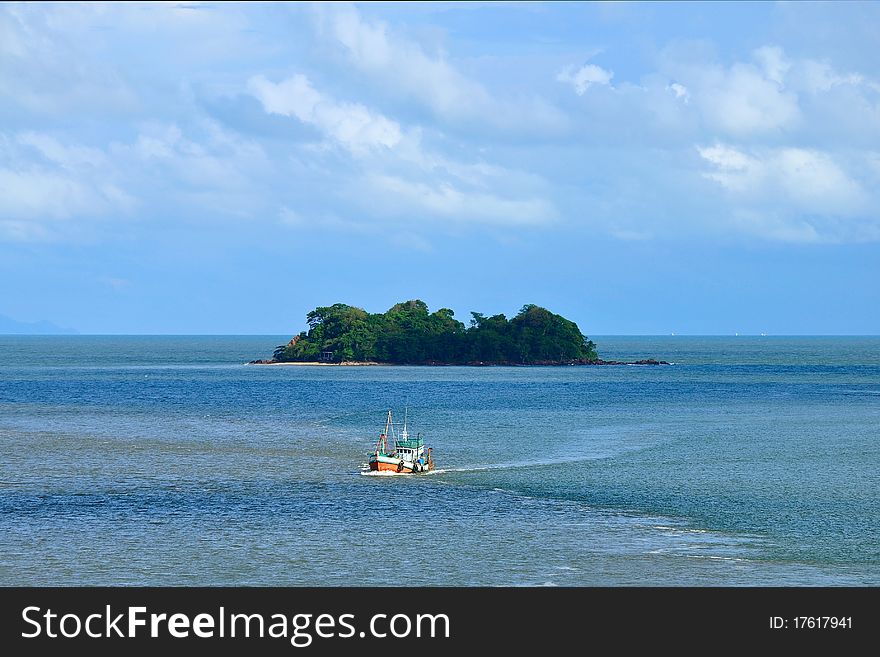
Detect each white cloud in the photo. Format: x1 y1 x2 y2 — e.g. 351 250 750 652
10 4 878 249
667 82 690 103
796 59 864 94
317 4 489 116
0 119 278 242
658 43 801 136
248 74 402 153
753 46 791 85
556 64 614 95
366 174 555 226
247 71 558 230
17 132 107 170
660 44 879 140
697 144 760 192
121 120 271 202
697 143 875 241
314 4 566 133
769 150 863 212
702 64 799 135
0 5 138 116
0 131 135 241
698 143 864 213
0 168 94 219
0 166 133 241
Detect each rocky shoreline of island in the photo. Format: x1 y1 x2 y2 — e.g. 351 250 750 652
248 357 670 366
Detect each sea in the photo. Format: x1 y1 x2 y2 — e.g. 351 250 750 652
0 335 877 586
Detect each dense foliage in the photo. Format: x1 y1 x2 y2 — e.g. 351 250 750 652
273 300 598 364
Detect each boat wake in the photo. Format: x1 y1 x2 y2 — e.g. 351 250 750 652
358 457 594 477
434 454 609 474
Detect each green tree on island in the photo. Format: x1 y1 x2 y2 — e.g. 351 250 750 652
273 300 598 364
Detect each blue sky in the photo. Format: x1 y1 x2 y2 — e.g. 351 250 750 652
1 1 878 334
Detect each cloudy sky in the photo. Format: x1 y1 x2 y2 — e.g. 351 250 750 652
1 2 878 334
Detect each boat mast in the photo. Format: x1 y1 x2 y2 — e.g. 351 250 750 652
380 409 393 454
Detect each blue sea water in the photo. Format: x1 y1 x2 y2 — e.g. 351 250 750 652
0 335 878 585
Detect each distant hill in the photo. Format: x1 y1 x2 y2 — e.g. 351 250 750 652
261 300 599 365
0 314 78 335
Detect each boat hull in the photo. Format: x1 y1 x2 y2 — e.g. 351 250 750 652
369 454 433 474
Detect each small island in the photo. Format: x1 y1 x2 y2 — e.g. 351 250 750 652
251 300 669 366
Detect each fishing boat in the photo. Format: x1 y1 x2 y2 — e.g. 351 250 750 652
368 410 434 473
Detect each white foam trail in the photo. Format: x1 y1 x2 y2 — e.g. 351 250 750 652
358 453 616 479
438 454 604 473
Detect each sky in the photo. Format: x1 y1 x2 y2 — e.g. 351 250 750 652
1 1 879 335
